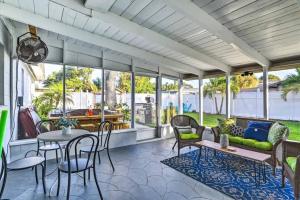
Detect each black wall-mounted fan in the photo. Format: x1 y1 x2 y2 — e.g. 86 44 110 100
16 32 48 64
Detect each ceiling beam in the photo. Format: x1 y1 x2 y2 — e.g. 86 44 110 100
50 0 231 72
0 2 200 75
162 0 271 67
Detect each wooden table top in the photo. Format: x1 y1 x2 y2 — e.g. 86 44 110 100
37 129 89 142
49 114 123 120
195 140 271 162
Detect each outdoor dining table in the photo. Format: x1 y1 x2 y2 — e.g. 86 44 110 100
37 129 90 196
37 129 89 163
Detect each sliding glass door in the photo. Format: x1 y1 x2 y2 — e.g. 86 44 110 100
134 74 157 140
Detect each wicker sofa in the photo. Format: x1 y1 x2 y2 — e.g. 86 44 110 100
211 117 289 175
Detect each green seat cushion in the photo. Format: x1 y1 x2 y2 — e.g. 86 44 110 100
242 138 257 147
238 138 273 150
253 141 273 151
179 133 200 140
218 118 236 135
267 122 288 144
228 135 244 144
286 157 297 172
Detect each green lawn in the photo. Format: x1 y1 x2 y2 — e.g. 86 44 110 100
184 112 300 141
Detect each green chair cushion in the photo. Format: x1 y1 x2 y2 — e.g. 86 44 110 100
253 141 273 151
228 135 244 144
287 157 297 172
218 118 235 135
179 133 200 140
267 122 288 144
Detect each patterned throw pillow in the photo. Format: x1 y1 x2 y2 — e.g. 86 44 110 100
176 126 192 134
218 118 235 135
267 122 288 144
230 125 244 137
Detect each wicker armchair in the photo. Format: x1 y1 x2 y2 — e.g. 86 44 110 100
171 115 205 157
282 140 300 200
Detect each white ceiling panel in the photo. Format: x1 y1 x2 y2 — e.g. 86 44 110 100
48 1 64 21
18 0 34 12
131 0 165 25
109 0 133 16
33 0 48 17
73 12 89 29
61 7 77 25
121 0 152 20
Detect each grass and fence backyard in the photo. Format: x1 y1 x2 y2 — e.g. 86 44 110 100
184 112 300 141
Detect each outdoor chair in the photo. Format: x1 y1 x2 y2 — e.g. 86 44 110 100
56 134 103 200
171 115 205 157
19 109 60 171
0 149 7 199
6 150 46 194
80 121 115 171
282 140 300 200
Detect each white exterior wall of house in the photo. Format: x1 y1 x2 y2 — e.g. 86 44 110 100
0 20 12 161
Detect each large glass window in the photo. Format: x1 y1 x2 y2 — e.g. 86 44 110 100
231 72 263 118
183 79 199 122
161 77 178 124
268 68 300 141
18 63 63 139
104 70 131 130
203 77 226 127
134 75 156 130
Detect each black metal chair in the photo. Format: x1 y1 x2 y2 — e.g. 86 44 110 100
6 150 46 194
80 121 115 171
56 134 103 200
0 149 7 199
36 120 60 173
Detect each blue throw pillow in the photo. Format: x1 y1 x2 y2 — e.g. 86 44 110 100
244 121 272 142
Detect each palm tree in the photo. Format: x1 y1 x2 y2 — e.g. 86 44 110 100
33 83 73 118
204 77 240 114
281 68 300 101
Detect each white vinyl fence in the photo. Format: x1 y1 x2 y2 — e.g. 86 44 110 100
62 90 300 121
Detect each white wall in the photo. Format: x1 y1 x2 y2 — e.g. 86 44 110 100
0 20 12 159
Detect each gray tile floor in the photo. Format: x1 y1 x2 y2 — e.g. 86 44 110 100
3 138 232 200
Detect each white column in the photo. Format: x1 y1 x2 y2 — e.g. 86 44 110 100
131 61 135 128
157 68 162 137
226 73 231 118
198 73 204 125
101 51 105 122
178 77 183 114
263 66 269 119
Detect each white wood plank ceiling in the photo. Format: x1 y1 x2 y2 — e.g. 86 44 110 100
1 0 300 74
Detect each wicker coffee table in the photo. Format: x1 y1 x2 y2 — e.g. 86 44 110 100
195 140 271 185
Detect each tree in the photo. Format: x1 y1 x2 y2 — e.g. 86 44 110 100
135 76 155 93
259 74 281 82
44 67 98 92
232 75 259 89
105 71 117 109
32 83 73 118
203 77 240 114
93 77 102 91
281 68 300 101
162 82 178 91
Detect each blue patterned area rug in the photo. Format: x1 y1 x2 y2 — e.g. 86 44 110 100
161 149 294 200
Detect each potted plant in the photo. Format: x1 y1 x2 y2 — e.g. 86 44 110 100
56 117 78 135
